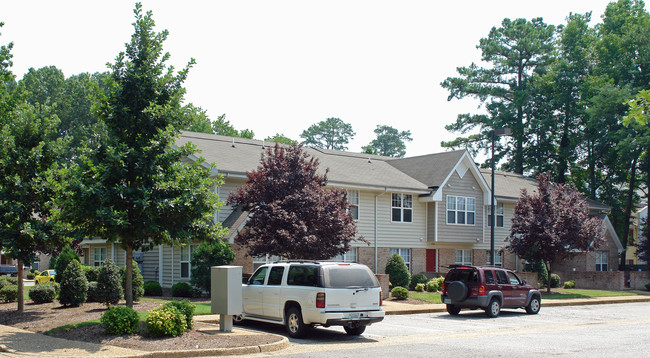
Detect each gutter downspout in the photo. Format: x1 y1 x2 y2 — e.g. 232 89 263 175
374 188 388 274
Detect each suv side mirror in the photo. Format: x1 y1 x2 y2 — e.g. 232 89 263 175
521 280 527 285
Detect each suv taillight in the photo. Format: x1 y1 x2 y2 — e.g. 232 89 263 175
316 292 326 308
380 291 383 306
442 282 447 294
478 285 486 296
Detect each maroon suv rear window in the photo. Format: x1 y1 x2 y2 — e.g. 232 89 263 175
445 269 479 283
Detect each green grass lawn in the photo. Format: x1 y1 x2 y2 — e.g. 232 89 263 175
541 289 640 299
408 292 442 303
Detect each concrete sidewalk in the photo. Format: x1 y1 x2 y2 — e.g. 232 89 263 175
1 294 649 357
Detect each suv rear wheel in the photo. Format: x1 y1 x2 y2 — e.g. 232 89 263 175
446 304 461 315
344 325 366 335
525 296 541 314
485 298 501 318
285 307 308 338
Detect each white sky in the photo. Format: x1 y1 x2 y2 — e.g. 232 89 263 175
2 0 620 157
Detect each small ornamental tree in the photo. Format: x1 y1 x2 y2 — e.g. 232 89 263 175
190 240 235 294
59 259 88 307
53 245 80 284
507 173 604 293
385 253 410 289
97 258 123 306
227 143 363 259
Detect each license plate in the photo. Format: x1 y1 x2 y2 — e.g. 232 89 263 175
443 298 451 304
348 313 360 319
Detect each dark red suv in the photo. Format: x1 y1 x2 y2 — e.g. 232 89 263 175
441 265 541 317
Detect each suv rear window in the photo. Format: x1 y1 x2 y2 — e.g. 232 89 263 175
323 265 379 288
445 269 479 283
287 265 321 287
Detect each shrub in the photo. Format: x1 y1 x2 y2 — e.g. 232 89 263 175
0 284 18 302
645 283 650 291
563 280 576 289
190 240 235 294
53 245 80 284
83 265 101 282
0 275 17 288
549 273 561 288
414 283 425 292
98 259 123 306
59 259 88 307
391 286 409 300
171 282 193 298
121 260 144 302
87 281 102 303
101 306 140 335
426 277 445 292
409 273 428 290
385 253 410 289
144 281 163 296
27 271 36 280
29 282 58 303
146 305 187 337
164 299 195 329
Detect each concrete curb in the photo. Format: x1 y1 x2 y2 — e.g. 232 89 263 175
122 336 290 358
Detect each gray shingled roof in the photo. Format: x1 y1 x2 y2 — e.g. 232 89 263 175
176 131 430 192
387 150 466 188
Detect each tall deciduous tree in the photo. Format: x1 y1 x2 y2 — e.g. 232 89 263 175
265 133 297 145
637 218 649 268
228 144 362 259
55 3 225 307
212 113 254 139
362 125 412 158
441 18 556 173
300 117 355 151
506 173 604 292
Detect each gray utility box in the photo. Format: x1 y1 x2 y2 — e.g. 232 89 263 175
211 266 243 332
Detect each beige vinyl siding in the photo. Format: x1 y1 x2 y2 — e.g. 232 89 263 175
478 201 515 249
437 171 484 243
161 246 174 287
217 178 246 222
427 202 436 242
141 249 159 282
375 191 427 248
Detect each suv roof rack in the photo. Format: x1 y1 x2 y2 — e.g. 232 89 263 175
273 260 321 264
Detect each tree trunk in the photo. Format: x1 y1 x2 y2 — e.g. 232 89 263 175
17 259 24 312
125 245 133 308
545 261 552 294
619 156 638 268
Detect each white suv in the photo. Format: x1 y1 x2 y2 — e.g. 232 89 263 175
237 261 384 338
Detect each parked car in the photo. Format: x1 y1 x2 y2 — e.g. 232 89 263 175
441 265 541 317
238 261 384 338
0 265 18 277
34 270 56 284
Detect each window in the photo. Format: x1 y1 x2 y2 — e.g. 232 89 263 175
330 248 357 263
348 190 359 220
488 202 504 227
507 271 521 285
596 251 608 271
454 249 472 265
447 196 475 225
391 193 413 222
93 247 107 267
249 266 268 285
287 265 320 287
495 270 509 284
486 251 503 267
390 248 411 271
484 270 495 284
180 245 197 279
267 266 285 285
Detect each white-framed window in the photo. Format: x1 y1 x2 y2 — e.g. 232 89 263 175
454 249 472 265
253 254 281 271
330 248 358 263
180 244 198 278
391 193 413 222
390 248 411 271
447 196 475 225
486 250 503 267
596 251 608 271
488 202 504 227
93 247 107 267
348 190 359 220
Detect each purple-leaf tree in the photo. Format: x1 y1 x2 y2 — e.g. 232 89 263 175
227 143 363 260
507 173 604 293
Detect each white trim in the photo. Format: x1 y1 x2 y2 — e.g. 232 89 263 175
602 215 624 253
433 151 492 203
158 245 163 286
434 201 439 242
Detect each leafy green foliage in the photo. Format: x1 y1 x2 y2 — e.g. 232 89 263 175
385 253 410 289
300 117 355 150
121 261 144 302
164 299 195 329
144 281 163 296
637 219 650 266
86 281 102 303
0 276 17 288
228 143 361 259
548 273 561 288
101 306 139 335
563 280 576 289
53 246 80 284
58 260 88 307
171 282 193 298
425 277 445 292
0 284 17 302
211 113 254 138
265 133 298 145
190 240 235 294
645 283 650 291
363 125 412 158
82 265 101 282
53 3 226 308
146 305 187 337
409 273 428 290
97 259 123 306
29 282 58 304
414 283 425 292
390 286 409 300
